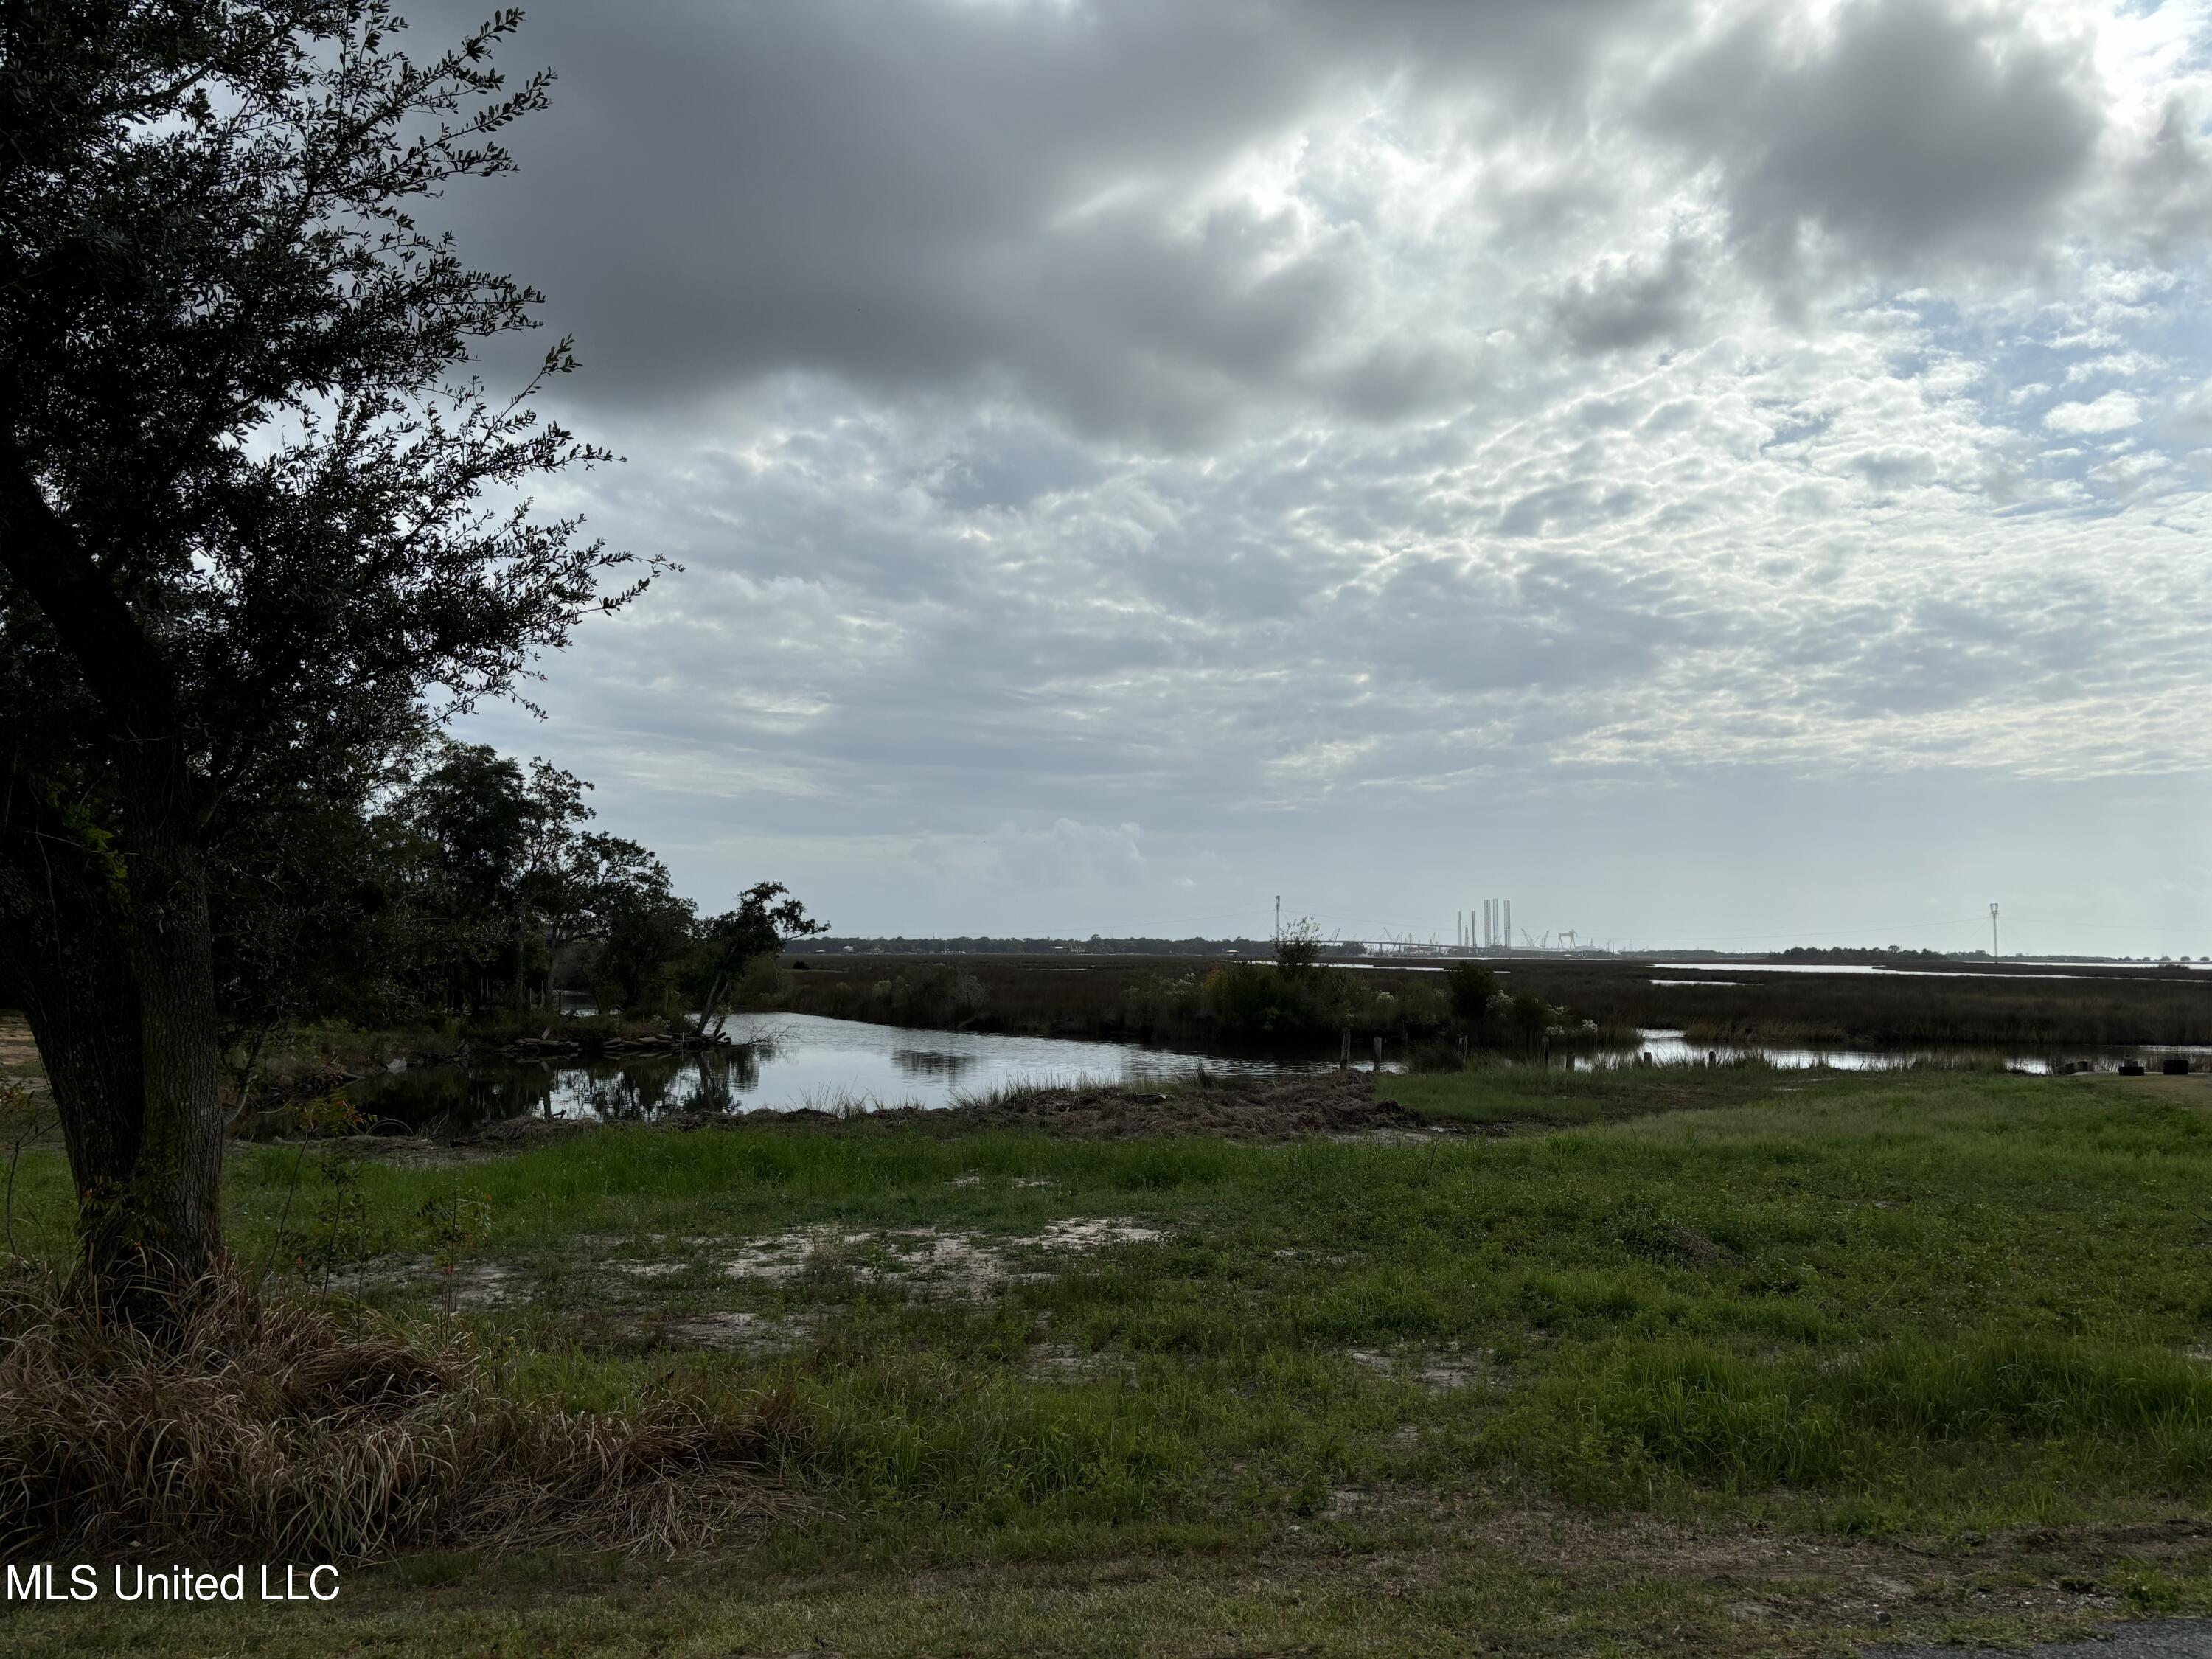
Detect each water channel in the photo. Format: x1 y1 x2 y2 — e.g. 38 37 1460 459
338 1012 2197 1133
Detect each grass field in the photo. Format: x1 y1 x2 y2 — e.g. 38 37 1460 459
7 1042 2212 1654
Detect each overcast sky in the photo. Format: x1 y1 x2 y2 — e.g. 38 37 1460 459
437 0 2212 956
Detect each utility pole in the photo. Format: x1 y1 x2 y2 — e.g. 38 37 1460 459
1989 902 2000 962
1275 894 1281 942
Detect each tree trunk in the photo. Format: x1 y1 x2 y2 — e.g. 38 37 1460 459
0 441 231 1307
0 798 145 1206
512 897 528 1013
109 824 227 1281
0 768 229 1301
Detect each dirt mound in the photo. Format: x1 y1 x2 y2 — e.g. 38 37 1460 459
355 1074 1446 1150
462 1112 596 1150
869 1071 1441 1141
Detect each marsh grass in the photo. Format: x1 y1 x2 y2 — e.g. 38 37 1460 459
773 952 2212 1051
945 1070 1085 1111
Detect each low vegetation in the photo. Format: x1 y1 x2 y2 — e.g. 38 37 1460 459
7 1046 2212 1652
773 949 1581 1052
770 950 2212 1053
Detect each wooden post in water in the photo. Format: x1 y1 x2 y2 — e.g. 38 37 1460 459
1372 1034 1383 1073
1340 1026 1351 1072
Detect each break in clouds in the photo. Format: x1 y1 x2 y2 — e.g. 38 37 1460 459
442 0 2212 947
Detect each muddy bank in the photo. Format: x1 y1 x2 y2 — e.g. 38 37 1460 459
860 1071 1437 1140
300 1072 1453 1160
644 1070 1453 1142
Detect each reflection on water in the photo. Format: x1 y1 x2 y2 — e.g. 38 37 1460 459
1577 1028 2200 1076
344 1012 1321 1131
891 1048 980 1080
344 1044 771 1130
1647 961 2211 981
338 1012 2200 1134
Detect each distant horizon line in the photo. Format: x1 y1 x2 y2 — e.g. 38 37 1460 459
787 936 2208 965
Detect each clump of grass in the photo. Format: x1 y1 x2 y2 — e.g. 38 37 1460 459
945 1071 1074 1111
0 1267 793 1562
792 1085 900 1118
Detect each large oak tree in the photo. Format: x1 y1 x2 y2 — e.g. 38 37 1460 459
0 1 651 1302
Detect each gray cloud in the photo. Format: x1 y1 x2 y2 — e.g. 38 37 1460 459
411 1 2212 953
428 0 1662 437
1647 0 2102 285
1550 238 1702 353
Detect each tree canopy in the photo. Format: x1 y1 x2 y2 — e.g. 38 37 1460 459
225 735 827 1030
0 3 658 1297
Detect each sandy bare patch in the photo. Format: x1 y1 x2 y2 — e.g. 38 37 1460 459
1028 1218 1162 1249
330 1257 524 1307
721 1219 1166 1297
616 1260 689 1279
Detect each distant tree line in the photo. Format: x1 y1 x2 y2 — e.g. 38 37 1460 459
216 736 824 1043
807 936 1311 957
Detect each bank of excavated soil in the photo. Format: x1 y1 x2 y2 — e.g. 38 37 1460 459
319 1071 1453 1161
862 1070 1439 1140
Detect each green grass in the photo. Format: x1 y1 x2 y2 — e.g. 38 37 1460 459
12 1065 2212 1653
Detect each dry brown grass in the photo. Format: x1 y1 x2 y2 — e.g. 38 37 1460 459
0 1266 794 1562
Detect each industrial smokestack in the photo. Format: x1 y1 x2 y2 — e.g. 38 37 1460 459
1504 899 1512 949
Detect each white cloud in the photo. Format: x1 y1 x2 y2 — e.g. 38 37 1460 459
2043 390 2143 431
430 0 2212 948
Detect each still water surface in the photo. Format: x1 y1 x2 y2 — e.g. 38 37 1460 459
340 1013 2193 1131
344 1013 1326 1130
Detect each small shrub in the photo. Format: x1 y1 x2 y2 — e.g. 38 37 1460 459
1274 917 1324 978
418 1184 495 1316
876 964 988 1027
1447 963 1498 1023
296 1150 380 1296
733 951 789 1007
1122 972 1203 1034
